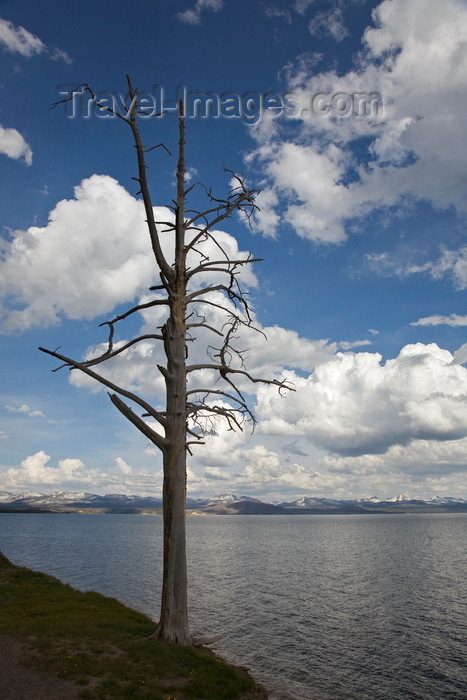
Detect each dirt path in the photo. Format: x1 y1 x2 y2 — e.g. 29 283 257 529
0 636 81 700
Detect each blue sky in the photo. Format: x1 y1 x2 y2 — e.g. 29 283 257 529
1 0 467 501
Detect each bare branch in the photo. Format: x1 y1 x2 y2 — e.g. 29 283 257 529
188 291 256 329
144 143 172 155
51 83 131 124
109 393 166 451
38 345 167 429
99 297 168 328
184 188 258 254
79 334 164 369
187 388 252 413
186 256 262 281
188 283 248 306
189 402 248 432
63 296 169 368
125 75 174 284
187 361 294 394
186 322 224 337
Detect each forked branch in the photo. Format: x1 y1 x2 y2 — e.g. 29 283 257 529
38 345 167 437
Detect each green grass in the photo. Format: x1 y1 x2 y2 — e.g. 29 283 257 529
0 551 265 699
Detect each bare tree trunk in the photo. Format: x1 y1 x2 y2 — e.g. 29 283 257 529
153 111 191 645
155 277 190 645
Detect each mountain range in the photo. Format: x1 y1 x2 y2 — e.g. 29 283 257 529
0 491 466 514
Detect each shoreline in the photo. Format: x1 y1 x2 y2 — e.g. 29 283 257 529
0 551 268 699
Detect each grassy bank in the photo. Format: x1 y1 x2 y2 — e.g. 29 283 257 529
0 552 266 699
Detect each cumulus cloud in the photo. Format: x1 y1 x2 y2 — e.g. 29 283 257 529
0 450 165 494
187 428 467 501
178 340 467 500
115 457 132 476
0 174 331 399
185 427 467 500
0 176 156 330
311 437 467 499
256 343 467 456
453 343 467 366
208 443 351 499
0 174 261 333
321 437 467 478
0 125 32 165
6 451 87 486
249 0 467 243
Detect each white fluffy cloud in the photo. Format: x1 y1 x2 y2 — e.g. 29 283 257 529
249 0 467 243
6 451 87 486
0 125 32 165
179 340 467 499
0 450 165 494
321 437 467 478
256 343 467 455
0 176 155 330
115 457 132 476
184 425 467 501
0 174 260 332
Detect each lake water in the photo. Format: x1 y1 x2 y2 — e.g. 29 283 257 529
0 513 466 699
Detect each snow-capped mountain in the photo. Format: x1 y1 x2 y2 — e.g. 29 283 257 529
280 496 344 508
429 496 466 504
280 494 467 511
0 491 465 513
0 491 162 510
0 491 261 511
199 494 261 504
0 490 45 503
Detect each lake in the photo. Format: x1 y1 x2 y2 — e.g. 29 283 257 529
0 513 466 699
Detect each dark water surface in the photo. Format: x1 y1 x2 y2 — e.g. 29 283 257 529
0 513 466 699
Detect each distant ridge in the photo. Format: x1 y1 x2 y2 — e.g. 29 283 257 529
0 491 466 514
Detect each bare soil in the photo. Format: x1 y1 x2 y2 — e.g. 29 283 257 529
0 636 81 699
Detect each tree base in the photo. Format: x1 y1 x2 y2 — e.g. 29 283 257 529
150 622 192 646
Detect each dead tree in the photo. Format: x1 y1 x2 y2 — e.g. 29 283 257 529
40 77 292 645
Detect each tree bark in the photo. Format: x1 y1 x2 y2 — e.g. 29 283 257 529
155 293 191 644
